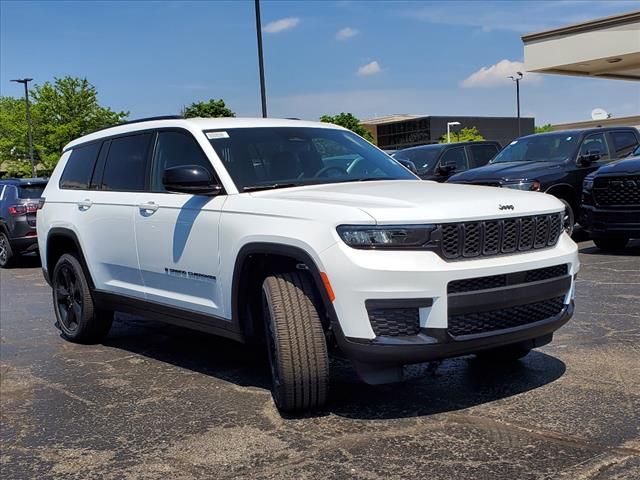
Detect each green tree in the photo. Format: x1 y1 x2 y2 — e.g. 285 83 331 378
0 96 32 177
183 99 235 118
31 77 128 173
320 112 374 142
439 126 484 144
535 124 553 133
1 76 128 177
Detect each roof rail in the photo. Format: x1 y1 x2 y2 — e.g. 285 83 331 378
88 115 184 135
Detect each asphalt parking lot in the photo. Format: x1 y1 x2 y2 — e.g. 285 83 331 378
1 239 639 480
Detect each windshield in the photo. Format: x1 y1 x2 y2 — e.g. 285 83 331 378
393 146 443 174
206 127 416 191
491 134 579 164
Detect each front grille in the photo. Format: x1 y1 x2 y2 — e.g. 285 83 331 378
439 213 562 260
594 176 640 206
367 308 420 336
447 264 568 294
448 296 565 337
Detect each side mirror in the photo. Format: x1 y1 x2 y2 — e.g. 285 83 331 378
579 149 601 166
438 160 457 175
395 158 418 174
163 165 222 195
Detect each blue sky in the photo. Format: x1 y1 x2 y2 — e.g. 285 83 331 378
1 0 639 125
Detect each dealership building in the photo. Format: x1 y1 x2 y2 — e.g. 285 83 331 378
522 10 639 130
361 115 533 150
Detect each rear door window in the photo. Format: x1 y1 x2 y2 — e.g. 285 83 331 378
100 134 152 191
60 142 102 190
609 131 638 158
468 144 499 168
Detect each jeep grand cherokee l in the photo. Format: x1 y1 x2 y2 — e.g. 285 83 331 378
448 128 640 232
0 178 47 267
37 117 579 412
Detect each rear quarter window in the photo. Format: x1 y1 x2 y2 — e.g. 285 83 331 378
60 142 102 190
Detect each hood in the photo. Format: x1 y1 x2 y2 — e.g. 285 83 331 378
250 180 564 224
449 161 565 183
593 156 640 176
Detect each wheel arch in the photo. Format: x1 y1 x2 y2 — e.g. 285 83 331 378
545 183 579 211
231 242 338 342
46 228 95 289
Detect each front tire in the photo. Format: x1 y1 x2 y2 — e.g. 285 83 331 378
594 237 629 251
0 232 15 268
52 253 113 343
262 272 329 413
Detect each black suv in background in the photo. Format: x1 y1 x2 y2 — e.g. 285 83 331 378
581 155 640 250
448 128 640 228
0 178 48 267
392 141 501 181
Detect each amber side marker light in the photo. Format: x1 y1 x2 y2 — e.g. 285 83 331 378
320 272 335 302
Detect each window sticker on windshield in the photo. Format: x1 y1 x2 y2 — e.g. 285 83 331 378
566 136 572 141
206 131 229 140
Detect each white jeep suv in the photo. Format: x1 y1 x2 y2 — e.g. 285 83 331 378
37 117 579 412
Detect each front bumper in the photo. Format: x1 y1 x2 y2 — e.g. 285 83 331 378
320 233 579 340
581 205 640 238
335 302 572 366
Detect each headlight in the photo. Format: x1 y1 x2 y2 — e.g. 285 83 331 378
583 177 594 192
502 180 541 191
337 225 436 249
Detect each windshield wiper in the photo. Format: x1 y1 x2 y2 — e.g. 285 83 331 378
242 183 301 192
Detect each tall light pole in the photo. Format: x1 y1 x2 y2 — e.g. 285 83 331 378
447 121 461 143
11 78 36 177
254 0 267 118
508 71 523 137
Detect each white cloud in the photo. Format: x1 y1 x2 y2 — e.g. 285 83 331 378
336 27 359 40
461 60 542 88
263 17 299 34
357 60 381 76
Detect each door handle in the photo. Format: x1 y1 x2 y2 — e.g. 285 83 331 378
77 199 92 210
138 201 159 213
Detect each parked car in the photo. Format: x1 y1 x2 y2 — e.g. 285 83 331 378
0 178 48 267
38 117 578 413
392 141 502 181
581 155 640 250
447 128 640 231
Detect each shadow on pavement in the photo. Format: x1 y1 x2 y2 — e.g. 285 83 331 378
104 314 566 420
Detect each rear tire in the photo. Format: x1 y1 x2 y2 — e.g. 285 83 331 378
262 272 329 413
0 232 15 268
594 237 629 251
52 253 113 344
476 344 532 362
